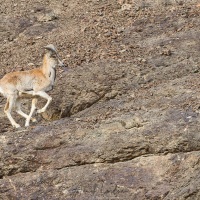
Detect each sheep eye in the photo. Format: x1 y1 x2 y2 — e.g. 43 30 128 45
51 54 57 58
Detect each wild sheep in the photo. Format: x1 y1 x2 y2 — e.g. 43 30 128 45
0 44 65 128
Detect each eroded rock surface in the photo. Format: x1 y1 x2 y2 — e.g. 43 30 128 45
0 0 200 199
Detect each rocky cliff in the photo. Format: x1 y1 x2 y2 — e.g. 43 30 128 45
0 0 200 199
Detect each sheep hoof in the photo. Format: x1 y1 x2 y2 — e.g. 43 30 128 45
37 109 45 113
14 124 21 128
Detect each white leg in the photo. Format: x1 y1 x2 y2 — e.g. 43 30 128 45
34 91 52 113
19 90 52 113
15 99 37 123
4 97 20 128
25 98 37 127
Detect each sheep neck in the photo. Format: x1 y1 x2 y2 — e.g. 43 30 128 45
42 53 57 85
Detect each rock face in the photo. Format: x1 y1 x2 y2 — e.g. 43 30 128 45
0 0 200 199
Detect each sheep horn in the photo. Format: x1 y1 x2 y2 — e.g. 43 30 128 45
44 44 57 52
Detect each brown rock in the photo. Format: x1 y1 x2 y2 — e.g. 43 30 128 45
0 0 200 199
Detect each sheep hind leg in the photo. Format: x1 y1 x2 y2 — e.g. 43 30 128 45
15 99 37 123
25 98 37 127
4 96 20 128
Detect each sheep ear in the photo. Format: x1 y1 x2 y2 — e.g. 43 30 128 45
44 44 57 52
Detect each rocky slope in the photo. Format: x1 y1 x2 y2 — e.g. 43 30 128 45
0 0 200 199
